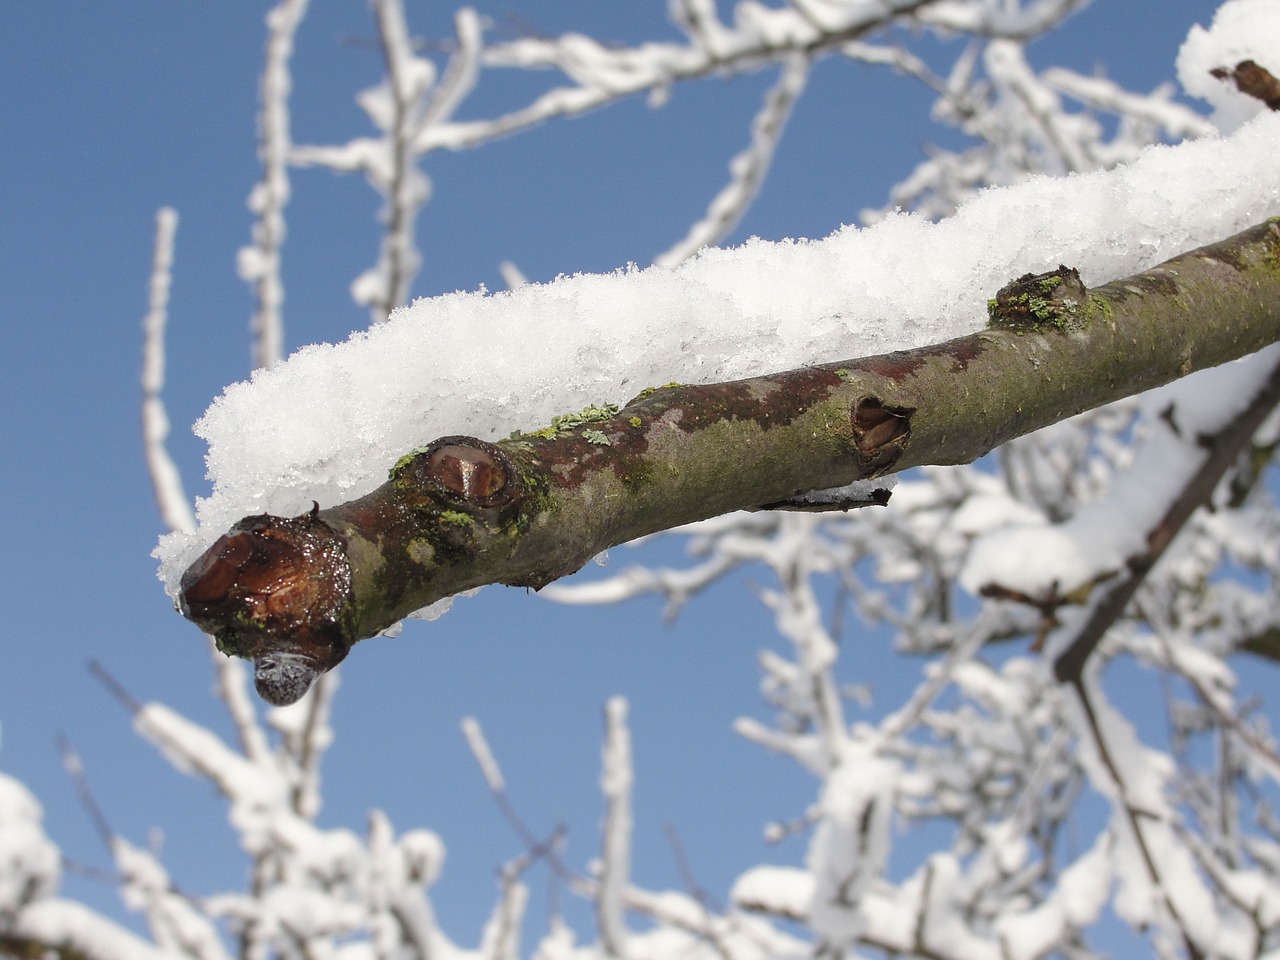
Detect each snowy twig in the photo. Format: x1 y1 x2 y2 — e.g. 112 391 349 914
140 207 195 536
362 0 431 322
1068 675 1208 957
460 716 575 884
879 607 1000 741
655 54 809 267
1042 69 1215 141
239 0 308 371
1053 353 1280 683
596 697 632 957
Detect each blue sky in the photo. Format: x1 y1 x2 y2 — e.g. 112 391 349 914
0 0 1235 948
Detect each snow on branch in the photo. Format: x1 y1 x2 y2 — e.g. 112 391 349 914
82 3 1280 958
160 113 1280 576
171 216 1280 705
596 697 633 957
237 0 308 371
0 769 193 960
141 207 195 536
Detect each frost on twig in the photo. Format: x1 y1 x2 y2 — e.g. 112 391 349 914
140 207 195 536
655 55 809 267
285 0 1187 306
290 1 481 322
596 697 633 958
237 0 309 371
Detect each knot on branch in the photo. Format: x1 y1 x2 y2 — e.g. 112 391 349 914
179 505 353 705
389 436 531 555
851 397 911 475
392 436 523 511
987 265 1088 333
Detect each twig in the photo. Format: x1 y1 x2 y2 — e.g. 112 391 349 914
663 823 724 914
1053 354 1280 683
655 54 809 266
242 0 309 370
1069 676 1206 958
460 717 576 881
597 697 632 958
87 659 142 715
140 207 195 535
55 735 114 853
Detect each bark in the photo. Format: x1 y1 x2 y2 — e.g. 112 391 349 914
177 219 1280 705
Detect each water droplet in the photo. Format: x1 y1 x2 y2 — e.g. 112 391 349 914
254 654 319 706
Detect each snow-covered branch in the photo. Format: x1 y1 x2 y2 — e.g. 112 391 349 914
171 216 1280 704
238 0 308 370
140 207 195 536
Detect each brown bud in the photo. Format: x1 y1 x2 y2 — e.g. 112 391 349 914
428 444 507 499
851 397 912 475
402 436 522 510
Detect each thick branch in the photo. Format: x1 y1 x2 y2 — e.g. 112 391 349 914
177 220 1280 704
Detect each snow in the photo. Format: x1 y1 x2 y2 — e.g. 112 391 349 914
994 831 1113 960
1178 0 1280 132
1066 670 1222 951
805 743 898 944
729 865 814 919
0 773 60 913
596 696 632 957
157 110 1280 595
10 898 180 960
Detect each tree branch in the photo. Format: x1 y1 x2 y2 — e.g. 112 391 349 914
1052 350 1280 684
175 219 1280 704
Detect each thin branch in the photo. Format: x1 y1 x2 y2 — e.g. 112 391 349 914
425 0 931 151
663 823 724 914
282 669 338 817
241 0 308 370
879 606 1000 741
140 207 195 535
655 54 809 267
1042 69 1215 141
55 736 114 853
1148 617 1280 781
1053 350 1280 683
460 717 576 881
87 660 142 715
596 697 632 958
208 644 270 765
366 0 428 322
1069 676 1207 958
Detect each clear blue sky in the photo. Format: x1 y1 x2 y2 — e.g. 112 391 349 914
0 0 1233 948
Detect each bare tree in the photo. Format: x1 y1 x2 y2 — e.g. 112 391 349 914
3 3 1280 960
